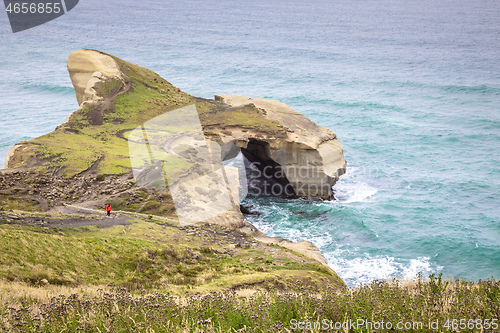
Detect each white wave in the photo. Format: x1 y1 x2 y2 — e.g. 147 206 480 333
325 250 438 286
285 229 334 249
332 166 379 203
252 215 335 249
307 234 335 249
401 258 434 280
251 221 275 236
335 180 378 203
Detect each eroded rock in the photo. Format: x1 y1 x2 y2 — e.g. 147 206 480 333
214 95 346 199
1 49 347 267
67 49 126 106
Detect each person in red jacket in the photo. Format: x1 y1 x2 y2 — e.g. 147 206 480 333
106 203 112 217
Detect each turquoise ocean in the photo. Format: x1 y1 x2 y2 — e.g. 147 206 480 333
0 0 499 286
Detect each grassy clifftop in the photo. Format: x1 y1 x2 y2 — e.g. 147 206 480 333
6 51 286 179
0 210 344 293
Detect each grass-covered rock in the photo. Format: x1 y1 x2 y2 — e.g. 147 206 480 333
0 210 344 293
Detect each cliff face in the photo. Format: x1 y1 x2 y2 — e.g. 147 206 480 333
1 49 347 264
214 95 346 199
5 49 346 201
67 49 128 107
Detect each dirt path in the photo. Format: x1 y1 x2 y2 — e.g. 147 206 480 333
0 212 131 229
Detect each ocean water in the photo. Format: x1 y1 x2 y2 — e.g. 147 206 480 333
1 0 499 286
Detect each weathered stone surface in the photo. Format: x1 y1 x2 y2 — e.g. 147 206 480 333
2 49 347 266
4 144 23 169
239 224 329 265
67 49 125 106
214 95 346 199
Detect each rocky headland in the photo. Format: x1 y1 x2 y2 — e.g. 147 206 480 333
0 49 347 289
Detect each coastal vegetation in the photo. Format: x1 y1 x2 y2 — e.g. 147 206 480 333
0 211 340 292
1 50 497 331
0 212 498 332
1 270 498 332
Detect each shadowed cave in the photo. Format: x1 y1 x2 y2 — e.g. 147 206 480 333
223 139 296 199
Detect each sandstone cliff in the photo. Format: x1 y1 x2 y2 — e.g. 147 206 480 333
1 49 347 267
214 95 346 199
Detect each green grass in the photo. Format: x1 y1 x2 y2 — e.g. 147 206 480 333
0 212 497 332
0 275 498 332
0 196 44 212
0 216 340 294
